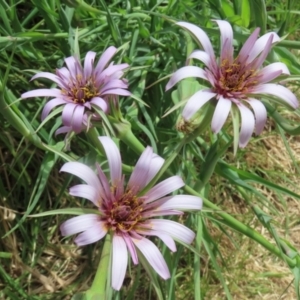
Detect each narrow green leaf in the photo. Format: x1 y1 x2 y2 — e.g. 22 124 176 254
202 222 233 300
221 0 234 18
240 0 250 27
207 0 226 19
0 252 12 259
29 208 101 217
198 139 232 190
218 162 300 200
292 265 300 299
194 214 202 300
4 151 58 236
0 2 12 35
230 105 239 155
98 0 122 46
249 0 267 34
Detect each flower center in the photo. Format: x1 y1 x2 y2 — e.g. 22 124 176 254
216 58 258 97
103 190 144 233
63 76 99 104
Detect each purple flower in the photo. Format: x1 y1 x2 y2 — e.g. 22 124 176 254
60 136 202 290
21 47 130 135
166 21 299 147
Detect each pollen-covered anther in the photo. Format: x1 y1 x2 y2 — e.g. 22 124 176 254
104 190 145 233
68 82 99 104
218 59 257 96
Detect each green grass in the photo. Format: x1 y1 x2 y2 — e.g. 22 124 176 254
1 0 300 299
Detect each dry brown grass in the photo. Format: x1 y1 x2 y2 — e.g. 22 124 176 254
203 117 300 300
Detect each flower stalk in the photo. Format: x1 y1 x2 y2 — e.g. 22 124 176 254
86 233 112 298
109 116 145 155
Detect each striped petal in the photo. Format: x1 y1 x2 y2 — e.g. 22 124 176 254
215 20 233 62
90 97 108 112
65 56 82 79
99 136 122 186
55 126 71 136
257 62 290 84
177 21 215 60
154 195 202 211
145 176 184 203
132 237 170 279
182 90 216 120
62 103 77 127
246 98 267 135
60 214 101 236
128 146 154 193
84 51 96 79
144 154 164 186
101 88 131 96
237 104 255 148
142 231 176 252
100 79 128 93
41 98 67 120
71 105 85 133
99 64 129 79
247 32 280 63
56 67 71 82
31 72 65 88
251 34 273 70
122 234 138 264
112 235 128 290
144 209 183 217
95 46 117 75
96 164 112 201
166 66 208 91
238 28 260 62
251 84 298 109
211 96 232 133
69 184 100 206
188 50 211 66
60 162 102 191
21 88 62 99
149 219 195 245
74 223 107 246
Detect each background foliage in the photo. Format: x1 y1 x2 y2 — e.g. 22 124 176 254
1 0 300 299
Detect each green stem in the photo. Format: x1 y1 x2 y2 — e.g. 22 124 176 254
111 119 145 155
119 126 145 154
86 127 104 152
88 233 112 297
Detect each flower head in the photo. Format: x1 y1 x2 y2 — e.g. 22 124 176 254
166 21 299 147
60 136 202 290
22 47 130 135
